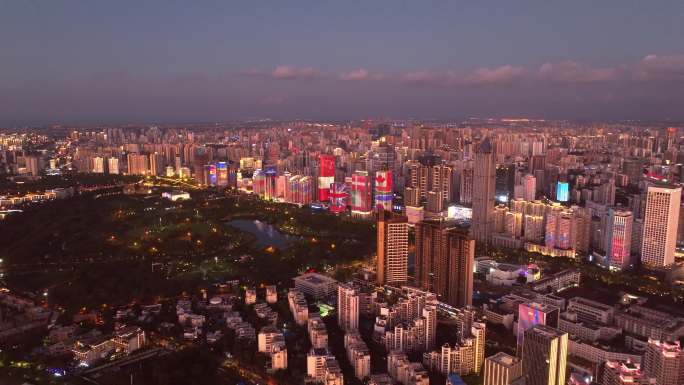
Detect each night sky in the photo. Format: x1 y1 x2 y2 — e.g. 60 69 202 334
1 1 683 124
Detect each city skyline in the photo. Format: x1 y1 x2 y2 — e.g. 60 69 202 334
1 1 684 124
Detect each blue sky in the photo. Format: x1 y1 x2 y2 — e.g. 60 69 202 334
1 1 683 124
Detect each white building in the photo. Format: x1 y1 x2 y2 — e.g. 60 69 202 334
641 185 681 267
338 282 360 332
293 272 338 299
287 289 309 326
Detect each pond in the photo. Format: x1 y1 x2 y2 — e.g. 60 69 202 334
227 219 297 249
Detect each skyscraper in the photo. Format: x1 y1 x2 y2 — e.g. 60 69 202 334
351 170 373 216
472 137 496 245
318 155 335 202
517 302 560 356
522 174 536 201
375 169 393 211
337 283 359 332
641 185 682 267
377 210 409 285
415 219 474 307
521 325 568 385
604 208 633 271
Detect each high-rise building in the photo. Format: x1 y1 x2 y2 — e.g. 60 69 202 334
641 185 681 267
92 156 105 173
329 182 348 213
377 210 409 285
642 339 683 385
544 206 574 251
460 168 474 205
521 325 568 385
522 174 536 201
318 155 335 202
351 170 373 216
472 138 496 245
415 219 474 307
107 157 119 175
604 208 633 271
556 181 569 202
484 352 523 385
375 169 393 211
127 153 149 175
517 302 560 356
337 283 359 332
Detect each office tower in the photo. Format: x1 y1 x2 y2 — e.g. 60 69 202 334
377 210 409 285
641 185 682 267
517 302 560 356
415 220 474 307
521 325 568 385
337 283 359 332
459 167 474 205
216 161 228 187
318 154 335 202
484 352 522 385
351 170 373 215
369 142 396 184
472 137 495 245
107 157 119 175
92 156 105 173
522 174 536 201
375 169 393 211
604 208 633 271
642 340 683 385
495 164 516 203
556 181 569 202
622 158 645 186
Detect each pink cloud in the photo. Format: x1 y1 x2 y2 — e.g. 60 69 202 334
463 65 527 86
634 54 684 81
271 65 318 80
339 68 385 81
400 66 525 87
538 61 619 83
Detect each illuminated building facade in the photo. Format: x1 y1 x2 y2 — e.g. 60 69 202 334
375 169 393 212
329 182 348 213
604 208 633 271
318 155 335 202
351 170 373 216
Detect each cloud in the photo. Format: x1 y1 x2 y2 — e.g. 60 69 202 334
634 54 684 81
241 66 319 80
538 61 619 83
400 65 525 87
271 65 318 80
339 68 385 81
463 65 527 86
399 71 445 85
